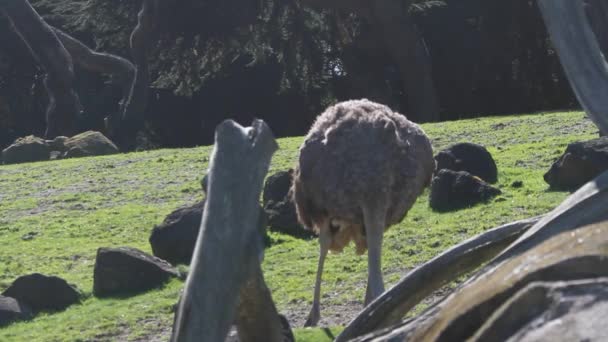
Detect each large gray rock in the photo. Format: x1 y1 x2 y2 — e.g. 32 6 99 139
1 273 80 312
0 296 33 327
429 169 501 212
544 136 608 190
434 142 498 183
1 135 50 164
149 200 205 265
93 247 178 297
472 278 608 341
62 131 119 158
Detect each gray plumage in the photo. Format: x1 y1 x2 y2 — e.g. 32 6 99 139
291 99 435 326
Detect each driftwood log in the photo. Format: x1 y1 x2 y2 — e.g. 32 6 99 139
336 215 542 341
170 120 285 342
350 170 608 341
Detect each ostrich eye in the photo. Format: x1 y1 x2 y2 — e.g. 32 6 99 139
329 220 340 234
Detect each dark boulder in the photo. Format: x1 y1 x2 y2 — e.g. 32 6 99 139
544 137 608 190
0 296 33 327
262 170 314 239
434 143 498 183
93 247 178 297
150 200 205 265
1 135 50 164
1 273 80 312
150 199 271 265
430 169 501 212
263 170 293 206
264 200 315 239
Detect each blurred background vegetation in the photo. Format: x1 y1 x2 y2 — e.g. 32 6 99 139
0 0 583 149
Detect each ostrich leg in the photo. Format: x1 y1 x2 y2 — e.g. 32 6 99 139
363 203 387 305
304 228 330 327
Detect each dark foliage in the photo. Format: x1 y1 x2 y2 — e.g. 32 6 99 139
0 0 583 149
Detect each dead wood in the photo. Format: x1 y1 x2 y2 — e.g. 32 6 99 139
356 170 608 341
170 120 279 342
336 216 541 341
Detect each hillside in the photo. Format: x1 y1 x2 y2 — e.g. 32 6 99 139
0 110 598 341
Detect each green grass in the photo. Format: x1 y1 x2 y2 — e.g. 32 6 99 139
0 110 598 341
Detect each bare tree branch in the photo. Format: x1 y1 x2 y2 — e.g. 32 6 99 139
52 28 135 117
1 0 82 138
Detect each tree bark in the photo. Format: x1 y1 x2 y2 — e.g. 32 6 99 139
1 0 82 138
170 119 279 342
301 0 440 122
336 216 541 342
584 0 608 57
236 261 287 342
369 0 440 122
106 0 164 149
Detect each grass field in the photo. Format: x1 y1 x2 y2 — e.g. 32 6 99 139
0 110 598 341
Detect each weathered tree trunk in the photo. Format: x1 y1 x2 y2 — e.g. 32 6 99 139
170 120 280 342
105 0 166 149
537 0 608 135
52 28 136 118
236 261 287 342
301 0 440 122
369 0 440 122
336 216 541 342
584 0 608 57
1 0 82 138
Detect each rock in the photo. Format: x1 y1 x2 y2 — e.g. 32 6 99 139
429 169 501 212
511 180 523 188
262 170 293 206
150 199 271 265
1 135 50 164
0 296 33 327
149 200 205 265
46 136 69 152
264 200 315 239
434 142 498 183
262 170 314 239
471 278 608 341
62 131 119 158
544 137 608 190
93 246 178 297
1 273 80 312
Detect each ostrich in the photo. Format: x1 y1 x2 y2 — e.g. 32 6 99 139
291 99 435 326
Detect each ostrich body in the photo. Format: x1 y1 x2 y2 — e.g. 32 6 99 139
292 99 434 326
